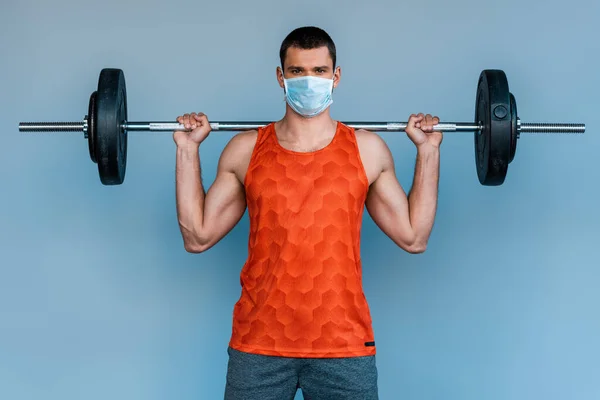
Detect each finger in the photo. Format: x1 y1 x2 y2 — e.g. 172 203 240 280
408 113 421 128
420 114 428 131
184 114 192 129
410 116 418 129
195 113 207 126
189 113 198 129
189 114 198 129
415 113 425 129
427 114 439 131
195 113 208 127
199 114 210 130
424 114 434 131
432 116 440 132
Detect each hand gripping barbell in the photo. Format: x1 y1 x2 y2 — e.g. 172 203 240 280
19 68 585 186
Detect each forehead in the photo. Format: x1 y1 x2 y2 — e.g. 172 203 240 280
284 46 333 68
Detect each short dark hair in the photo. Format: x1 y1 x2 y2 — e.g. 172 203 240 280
279 26 337 69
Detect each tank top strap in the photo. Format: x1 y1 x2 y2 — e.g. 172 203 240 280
255 122 277 147
331 122 363 157
335 122 358 144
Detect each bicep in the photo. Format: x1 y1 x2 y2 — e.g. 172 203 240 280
199 137 251 250
200 169 246 249
365 145 416 250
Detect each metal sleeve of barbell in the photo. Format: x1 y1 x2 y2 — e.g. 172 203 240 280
128 122 483 132
518 123 585 134
19 122 85 132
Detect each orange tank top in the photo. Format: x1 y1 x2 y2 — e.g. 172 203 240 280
228 122 376 358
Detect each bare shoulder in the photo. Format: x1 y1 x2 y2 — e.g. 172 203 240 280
354 128 384 143
218 130 258 180
219 130 258 161
354 129 394 184
355 128 392 155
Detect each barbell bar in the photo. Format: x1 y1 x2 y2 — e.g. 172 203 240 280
18 68 585 186
18 121 483 132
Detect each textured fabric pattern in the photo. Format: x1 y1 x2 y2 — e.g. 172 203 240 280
229 122 375 358
224 347 379 400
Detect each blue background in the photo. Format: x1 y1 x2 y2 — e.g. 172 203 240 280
1 0 599 399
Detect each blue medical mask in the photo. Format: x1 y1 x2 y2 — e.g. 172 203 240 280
283 75 335 118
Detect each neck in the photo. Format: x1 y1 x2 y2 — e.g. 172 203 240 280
276 106 338 143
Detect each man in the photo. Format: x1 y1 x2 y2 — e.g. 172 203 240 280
174 26 441 400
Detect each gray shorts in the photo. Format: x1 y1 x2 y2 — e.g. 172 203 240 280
224 347 378 400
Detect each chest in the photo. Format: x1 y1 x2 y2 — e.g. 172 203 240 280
244 149 368 215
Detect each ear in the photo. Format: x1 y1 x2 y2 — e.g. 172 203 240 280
333 66 341 89
277 67 285 89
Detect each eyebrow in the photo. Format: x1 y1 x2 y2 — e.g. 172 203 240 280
287 65 330 71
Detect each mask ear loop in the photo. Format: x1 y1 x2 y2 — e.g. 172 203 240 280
331 67 338 94
279 67 288 104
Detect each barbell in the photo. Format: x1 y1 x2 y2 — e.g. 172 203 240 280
18 68 585 186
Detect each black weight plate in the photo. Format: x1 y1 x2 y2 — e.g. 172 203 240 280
509 92 518 163
474 70 512 186
96 68 128 185
87 91 98 164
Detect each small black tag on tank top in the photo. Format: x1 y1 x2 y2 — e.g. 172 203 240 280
364 341 375 347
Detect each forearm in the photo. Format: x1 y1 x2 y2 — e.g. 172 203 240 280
176 143 206 249
407 145 440 247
